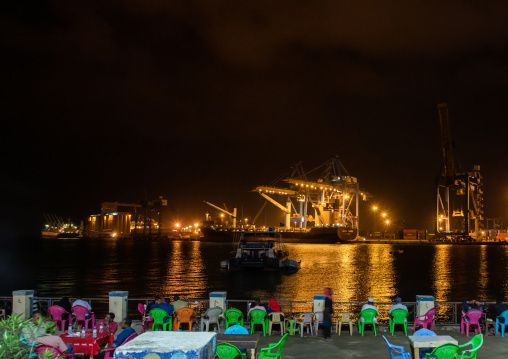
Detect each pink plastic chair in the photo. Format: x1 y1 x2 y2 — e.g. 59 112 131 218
104 332 138 358
34 343 74 358
47 305 72 332
414 307 437 331
461 309 483 337
138 303 153 332
71 305 95 330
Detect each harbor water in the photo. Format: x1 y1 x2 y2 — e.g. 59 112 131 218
4 238 508 302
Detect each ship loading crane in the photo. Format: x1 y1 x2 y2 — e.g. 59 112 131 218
253 156 369 240
436 103 484 238
203 201 237 228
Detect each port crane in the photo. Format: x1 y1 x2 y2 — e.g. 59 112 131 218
203 201 237 228
436 103 484 238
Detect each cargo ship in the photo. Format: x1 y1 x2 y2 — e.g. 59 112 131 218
202 156 367 244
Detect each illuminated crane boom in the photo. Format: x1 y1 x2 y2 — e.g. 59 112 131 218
203 201 237 228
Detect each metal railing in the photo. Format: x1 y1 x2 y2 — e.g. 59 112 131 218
3 295 492 327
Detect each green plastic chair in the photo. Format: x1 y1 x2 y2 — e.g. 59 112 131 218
389 309 408 336
216 342 246 359
249 309 268 336
425 343 460 359
224 308 244 328
358 309 378 336
258 333 289 359
458 333 483 359
149 308 172 331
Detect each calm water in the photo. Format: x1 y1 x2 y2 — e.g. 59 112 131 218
7 238 508 302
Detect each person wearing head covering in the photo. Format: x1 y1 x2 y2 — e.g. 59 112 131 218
57 297 72 320
360 298 379 322
266 299 280 314
322 288 334 341
388 296 408 322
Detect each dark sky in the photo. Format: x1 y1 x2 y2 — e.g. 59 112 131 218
2 0 508 234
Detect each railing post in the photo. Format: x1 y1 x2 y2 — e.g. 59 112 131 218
109 291 128 322
12 290 34 319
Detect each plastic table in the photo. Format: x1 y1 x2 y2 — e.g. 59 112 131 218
60 330 113 356
408 335 458 359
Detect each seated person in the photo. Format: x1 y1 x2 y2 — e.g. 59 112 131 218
462 299 487 323
248 299 266 317
495 298 508 323
360 298 379 322
146 297 158 313
388 297 408 322
266 299 284 321
172 296 188 313
72 297 92 310
96 312 118 335
95 318 135 359
56 297 72 321
151 297 174 322
22 312 74 355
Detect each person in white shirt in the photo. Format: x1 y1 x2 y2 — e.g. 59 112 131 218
388 297 408 322
360 298 379 322
72 298 92 310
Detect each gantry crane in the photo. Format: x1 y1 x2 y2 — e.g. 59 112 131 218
436 103 484 238
203 201 237 228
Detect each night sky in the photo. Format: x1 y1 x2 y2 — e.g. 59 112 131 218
3 1 508 237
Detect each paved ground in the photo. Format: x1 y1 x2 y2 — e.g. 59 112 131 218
119 321 508 358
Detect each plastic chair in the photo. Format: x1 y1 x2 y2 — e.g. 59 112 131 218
295 313 314 337
358 308 378 336
495 310 508 337
34 344 74 359
457 333 483 359
258 333 288 359
249 309 268 336
216 342 247 359
138 303 153 332
103 332 138 359
224 324 249 334
425 343 460 359
149 308 172 331
414 307 437 331
71 305 95 331
414 328 437 336
173 307 196 331
285 319 299 335
200 306 223 333
461 309 483 337
335 312 353 336
48 305 72 332
224 308 244 328
389 309 409 336
382 335 411 359
268 312 285 336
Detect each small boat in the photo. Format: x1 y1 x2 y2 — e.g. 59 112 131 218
223 231 299 271
390 249 404 254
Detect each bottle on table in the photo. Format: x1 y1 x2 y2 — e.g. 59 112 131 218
93 326 97 338
81 327 86 337
99 323 104 333
68 324 72 335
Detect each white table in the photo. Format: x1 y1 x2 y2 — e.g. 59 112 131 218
114 332 217 359
408 335 458 359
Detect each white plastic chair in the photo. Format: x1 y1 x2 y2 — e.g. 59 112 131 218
200 306 224 333
295 312 314 337
268 312 285 336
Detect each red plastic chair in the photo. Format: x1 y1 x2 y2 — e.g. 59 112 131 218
34 343 74 358
48 305 72 332
461 309 483 337
414 307 437 331
71 305 95 330
104 332 138 359
138 303 154 332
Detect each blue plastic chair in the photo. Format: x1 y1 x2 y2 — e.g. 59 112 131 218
382 335 411 359
496 310 508 337
224 324 249 334
414 328 437 336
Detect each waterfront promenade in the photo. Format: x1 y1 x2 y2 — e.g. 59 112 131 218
121 320 508 358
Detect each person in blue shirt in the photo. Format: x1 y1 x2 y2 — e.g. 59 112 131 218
94 318 136 359
151 298 174 322
462 300 487 312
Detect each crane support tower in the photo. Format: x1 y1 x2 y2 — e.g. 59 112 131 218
436 103 484 238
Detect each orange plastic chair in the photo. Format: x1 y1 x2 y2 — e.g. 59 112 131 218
173 307 196 331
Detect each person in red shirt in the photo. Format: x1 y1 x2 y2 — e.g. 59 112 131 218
96 313 118 335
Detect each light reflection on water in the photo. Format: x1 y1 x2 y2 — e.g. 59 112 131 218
17 239 508 303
